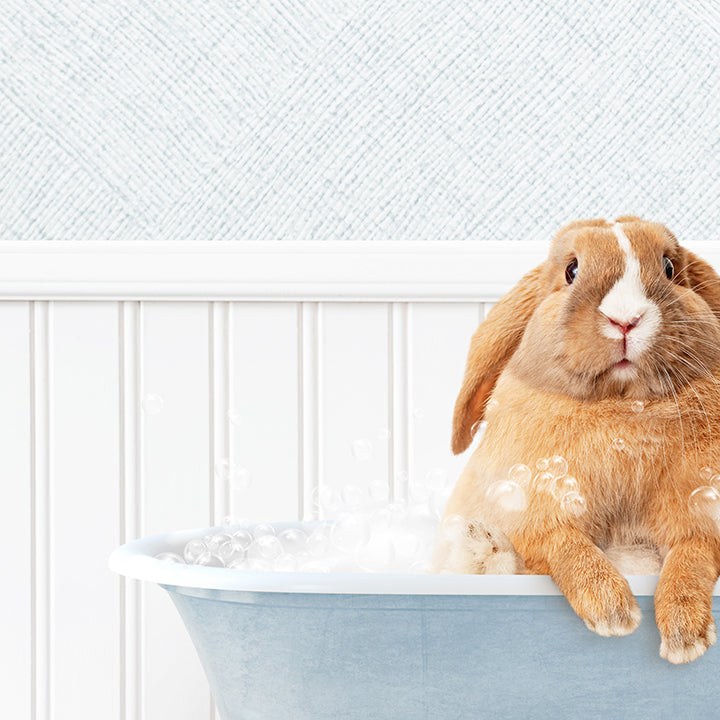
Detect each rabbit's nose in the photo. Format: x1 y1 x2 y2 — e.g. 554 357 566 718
607 314 643 335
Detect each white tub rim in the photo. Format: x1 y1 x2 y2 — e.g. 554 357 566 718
105 522 687 596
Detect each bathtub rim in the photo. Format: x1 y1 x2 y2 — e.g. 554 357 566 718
106 522 694 596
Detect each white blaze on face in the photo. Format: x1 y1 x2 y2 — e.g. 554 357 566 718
598 223 661 362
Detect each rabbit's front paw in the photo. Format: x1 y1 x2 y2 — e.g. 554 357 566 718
657 601 716 664
465 520 524 574
437 519 523 574
574 574 642 637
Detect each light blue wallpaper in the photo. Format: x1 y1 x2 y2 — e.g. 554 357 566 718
1 0 719 242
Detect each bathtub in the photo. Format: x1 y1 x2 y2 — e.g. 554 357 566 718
110 521 720 720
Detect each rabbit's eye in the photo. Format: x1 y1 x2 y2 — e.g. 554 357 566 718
663 256 674 280
565 259 578 284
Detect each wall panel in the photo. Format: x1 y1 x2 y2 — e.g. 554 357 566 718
229 302 300 522
51 302 121 719
320 303 390 512
409 302 484 496
141 302 212 720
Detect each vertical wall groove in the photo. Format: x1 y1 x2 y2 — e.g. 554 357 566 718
31 301 51 720
299 302 322 520
137 301 147 720
210 302 231 527
119 301 142 720
390 302 411 501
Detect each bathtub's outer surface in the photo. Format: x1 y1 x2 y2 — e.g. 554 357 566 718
111 526 720 720
165 586 719 720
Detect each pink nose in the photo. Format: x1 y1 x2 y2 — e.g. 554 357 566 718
607 315 642 335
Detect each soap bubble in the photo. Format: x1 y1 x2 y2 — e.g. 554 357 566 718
231 529 253 550
552 475 579 500
439 514 467 543
508 464 532 487
486 399 499 412
217 540 242 564
312 486 342 515
278 527 308 554
142 393 164 415
425 468 449 490
214 460 252 491
155 552 185 563
406 505 439 536
536 458 549 472
547 456 568 479
485 480 527 512
611 438 625 452
700 467 715 482
226 408 242 425
534 471 555 494
409 477 431 504
247 535 283 561
413 408 426 420
195 552 225 567
252 523 277 540
206 532 233 554
560 491 587 516
369 479 390 503
331 513 370 554
226 557 249 570
369 506 393 533
689 486 720 520
306 528 331 557
341 482 367 508
631 401 644 414
351 439 373 461
183 538 208 563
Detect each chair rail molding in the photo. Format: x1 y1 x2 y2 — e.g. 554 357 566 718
3 240 719 302
0 241 550 302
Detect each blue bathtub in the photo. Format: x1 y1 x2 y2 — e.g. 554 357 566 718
109 522 720 720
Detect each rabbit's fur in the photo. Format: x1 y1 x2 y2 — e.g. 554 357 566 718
435 217 720 664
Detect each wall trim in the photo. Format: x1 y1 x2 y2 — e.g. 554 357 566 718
0 241 548 301
3 240 720 302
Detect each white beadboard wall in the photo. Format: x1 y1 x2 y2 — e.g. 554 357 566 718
3 239 719 720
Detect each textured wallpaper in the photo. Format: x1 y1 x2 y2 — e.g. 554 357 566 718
1 0 719 242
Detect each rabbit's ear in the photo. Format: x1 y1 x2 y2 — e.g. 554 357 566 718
680 249 720 321
451 263 548 454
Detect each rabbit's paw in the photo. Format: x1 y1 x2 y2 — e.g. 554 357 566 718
575 575 642 637
464 520 524 574
658 605 716 664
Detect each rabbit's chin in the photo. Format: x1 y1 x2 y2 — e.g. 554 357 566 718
609 359 637 383
510 353 662 404
590 363 669 402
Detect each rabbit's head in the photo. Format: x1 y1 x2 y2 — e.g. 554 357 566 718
452 216 720 454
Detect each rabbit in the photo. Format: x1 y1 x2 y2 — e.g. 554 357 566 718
434 216 720 664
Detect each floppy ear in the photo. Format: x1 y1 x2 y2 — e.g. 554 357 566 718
451 263 548 454
679 249 720 321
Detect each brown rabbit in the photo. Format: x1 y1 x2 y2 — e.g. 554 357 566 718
435 216 720 664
